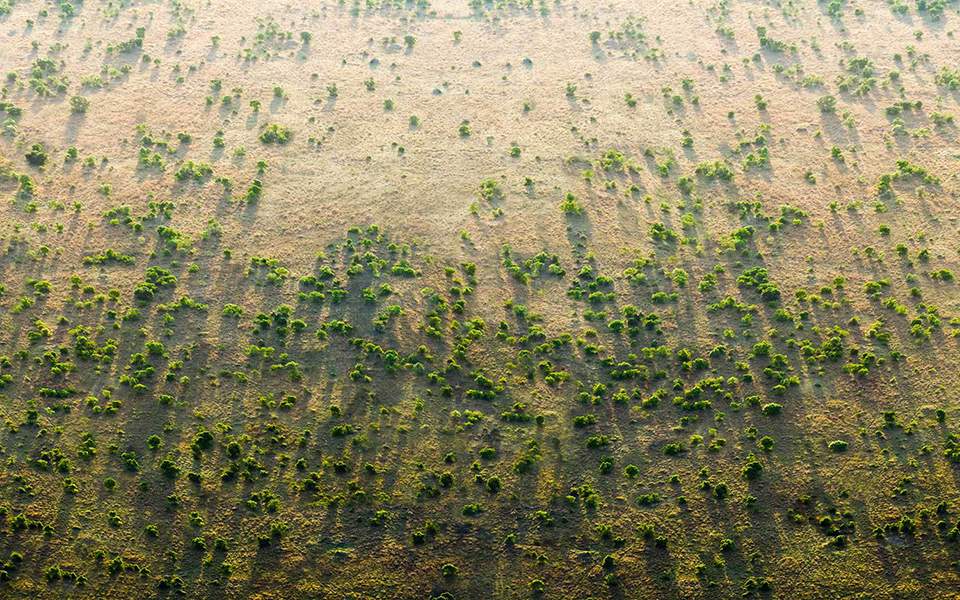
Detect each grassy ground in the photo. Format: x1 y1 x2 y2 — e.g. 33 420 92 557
0 0 959 598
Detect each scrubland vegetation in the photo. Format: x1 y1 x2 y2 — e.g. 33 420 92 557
0 0 959 598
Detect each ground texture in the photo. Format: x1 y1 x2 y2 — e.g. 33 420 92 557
0 0 959 598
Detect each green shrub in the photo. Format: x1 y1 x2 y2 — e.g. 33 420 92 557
260 123 291 144
761 403 782 416
828 440 849 452
70 95 89 114
25 144 48 166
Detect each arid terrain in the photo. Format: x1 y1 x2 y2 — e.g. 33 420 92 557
0 0 959 598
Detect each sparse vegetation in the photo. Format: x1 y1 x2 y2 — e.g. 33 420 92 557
0 3 956 599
